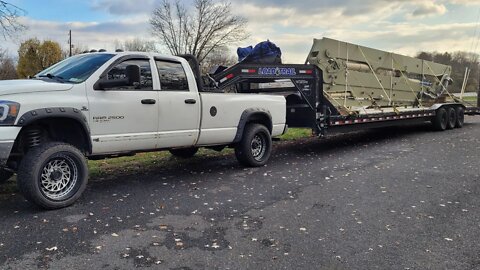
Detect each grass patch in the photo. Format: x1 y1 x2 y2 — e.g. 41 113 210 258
89 128 311 178
462 96 477 105
279 128 312 140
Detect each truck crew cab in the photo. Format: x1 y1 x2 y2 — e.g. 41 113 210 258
0 52 287 209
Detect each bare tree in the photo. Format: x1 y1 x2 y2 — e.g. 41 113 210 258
201 46 236 73
0 1 26 39
0 49 17 80
61 44 90 59
115 38 158 52
150 0 248 63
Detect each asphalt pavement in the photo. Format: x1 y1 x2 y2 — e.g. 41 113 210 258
0 117 479 270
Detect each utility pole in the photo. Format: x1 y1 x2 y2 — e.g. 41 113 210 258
68 30 72 57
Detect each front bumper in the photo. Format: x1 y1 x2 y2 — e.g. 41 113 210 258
0 127 21 167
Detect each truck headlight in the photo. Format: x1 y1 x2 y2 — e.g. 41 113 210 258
0 101 20 126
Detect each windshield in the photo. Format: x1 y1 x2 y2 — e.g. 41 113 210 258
36 53 115 84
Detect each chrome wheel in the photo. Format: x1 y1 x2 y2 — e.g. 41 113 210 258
40 156 78 200
251 134 267 161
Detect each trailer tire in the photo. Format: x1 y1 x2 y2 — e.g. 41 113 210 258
446 107 457 130
169 148 199 159
432 108 448 131
455 107 465 128
0 169 13 185
17 142 88 210
235 124 272 167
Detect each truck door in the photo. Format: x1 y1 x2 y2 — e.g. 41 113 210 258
154 59 201 148
87 57 159 154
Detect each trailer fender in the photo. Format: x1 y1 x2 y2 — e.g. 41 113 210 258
233 109 272 143
430 103 465 111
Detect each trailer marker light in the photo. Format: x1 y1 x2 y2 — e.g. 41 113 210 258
220 73 235 83
299 70 313 74
241 69 257 73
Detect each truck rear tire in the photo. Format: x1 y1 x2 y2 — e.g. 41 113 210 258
169 148 199 159
446 107 457 130
17 142 88 210
0 169 13 185
235 124 272 167
432 108 448 131
455 107 465 128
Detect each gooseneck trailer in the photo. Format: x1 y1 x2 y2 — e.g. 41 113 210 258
208 38 480 135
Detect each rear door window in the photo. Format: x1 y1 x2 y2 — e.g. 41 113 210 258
155 60 189 91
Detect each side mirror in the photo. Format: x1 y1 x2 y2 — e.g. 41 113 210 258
125 64 141 86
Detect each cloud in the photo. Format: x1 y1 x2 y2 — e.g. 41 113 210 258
444 0 480 5
91 0 161 15
411 2 447 18
1 16 158 56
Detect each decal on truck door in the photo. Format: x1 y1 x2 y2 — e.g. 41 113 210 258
93 116 125 123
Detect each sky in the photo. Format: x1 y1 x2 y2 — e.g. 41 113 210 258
2 0 480 63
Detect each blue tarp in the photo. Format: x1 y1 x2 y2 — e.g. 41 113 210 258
237 46 253 62
237 41 282 64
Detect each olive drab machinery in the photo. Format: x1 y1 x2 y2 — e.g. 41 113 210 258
307 38 457 116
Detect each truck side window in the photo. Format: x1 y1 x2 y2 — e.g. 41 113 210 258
106 59 153 90
155 60 189 91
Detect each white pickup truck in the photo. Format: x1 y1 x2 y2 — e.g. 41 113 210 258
0 52 286 209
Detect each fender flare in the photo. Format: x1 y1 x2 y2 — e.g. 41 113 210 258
233 108 273 143
15 107 92 154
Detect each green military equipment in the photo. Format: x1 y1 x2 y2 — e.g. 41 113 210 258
307 38 458 116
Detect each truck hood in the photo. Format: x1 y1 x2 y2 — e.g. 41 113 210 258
0 79 74 96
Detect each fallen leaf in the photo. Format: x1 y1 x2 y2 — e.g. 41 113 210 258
46 246 57 251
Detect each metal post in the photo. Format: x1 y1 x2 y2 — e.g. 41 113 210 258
477 74 480 107
69 30 72 57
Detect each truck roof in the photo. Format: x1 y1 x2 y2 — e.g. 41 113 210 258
87 51 186 62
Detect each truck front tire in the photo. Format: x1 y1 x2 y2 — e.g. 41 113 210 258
17 142 88 209
235 124 272 167
0 169 13 185
169 148 199 159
